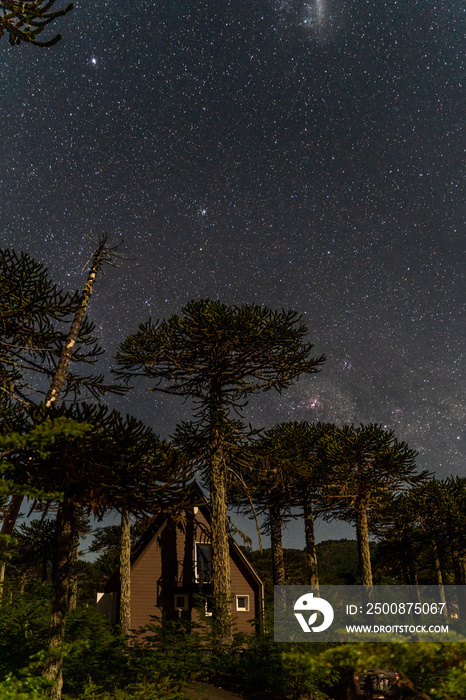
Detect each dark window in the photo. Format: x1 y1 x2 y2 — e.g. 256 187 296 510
236 595 249 611
174 594 188 610
196 543 212 583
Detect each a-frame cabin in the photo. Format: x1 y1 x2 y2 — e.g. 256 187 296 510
97 483 264 634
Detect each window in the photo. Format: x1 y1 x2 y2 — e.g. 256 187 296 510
195 543 212 583
236 595 249 612
204 596 213 617
174 594 189 611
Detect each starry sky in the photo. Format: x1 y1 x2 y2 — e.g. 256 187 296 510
1 0 464 546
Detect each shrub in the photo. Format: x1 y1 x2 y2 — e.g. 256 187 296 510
0 582 51 677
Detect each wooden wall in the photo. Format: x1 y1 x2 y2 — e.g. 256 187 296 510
99 506 263 636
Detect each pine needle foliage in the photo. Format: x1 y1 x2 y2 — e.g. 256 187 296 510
318 423 425 518
0 249 123 407
0 0 72 46
114 299 325 411
9 403 190 518
254 421 339 586
115 298 325 641
317 423 427 588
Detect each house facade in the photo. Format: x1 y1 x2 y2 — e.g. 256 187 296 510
97 486 264 634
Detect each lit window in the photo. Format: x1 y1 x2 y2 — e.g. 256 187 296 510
204 597 213 617
236 595 249 612
195 543 212 583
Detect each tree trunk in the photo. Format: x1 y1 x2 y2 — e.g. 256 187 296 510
45 239 108 407
209 421 232 644
43 499 74 700
400 559 410 586
355 495 374 607
302 486 319 588
1 240 108 563
400 536 421 618
0 494 22 539
451 544 466 619
406 542 420 585
458 555 466 620
355 498 372 586
454 551 466 585
0 493 23 589
68 522 79 612
119 508 131 635
432 538 448 618
269 503 285 586
0 561 5 602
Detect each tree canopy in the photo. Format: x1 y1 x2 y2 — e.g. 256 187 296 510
0 249 122 411
318 423 426 588
0 0 72 46
115 299 325 412
116 298 325 640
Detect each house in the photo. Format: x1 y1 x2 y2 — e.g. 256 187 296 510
97 484 264 634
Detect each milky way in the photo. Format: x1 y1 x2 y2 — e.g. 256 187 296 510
1 0 464 544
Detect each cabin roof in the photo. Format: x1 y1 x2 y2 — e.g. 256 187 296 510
104 481 263 591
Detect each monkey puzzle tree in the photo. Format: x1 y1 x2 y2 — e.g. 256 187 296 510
0 0 73 46
230 442 297 586
2 404 188 700
258 421 337 588
115 299 325 640
9 518 58 584
409 477 466 617
403 482 449 588
319 424 425 599
0 242 124 565
373 477 466 623
0 245 122 413
373 492 425 586
440 477 466 618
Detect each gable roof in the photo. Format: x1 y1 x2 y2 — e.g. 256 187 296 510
104 481 263 592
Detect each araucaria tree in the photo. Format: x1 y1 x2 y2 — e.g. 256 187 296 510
232 443 297 586
115 299 325 640
0 246 119 412
0 0 73 46
320 424 426 599
0 243 123 553
258 421 338 588
2 405 187 699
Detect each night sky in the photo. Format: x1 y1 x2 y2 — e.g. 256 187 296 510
1 0 464 545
